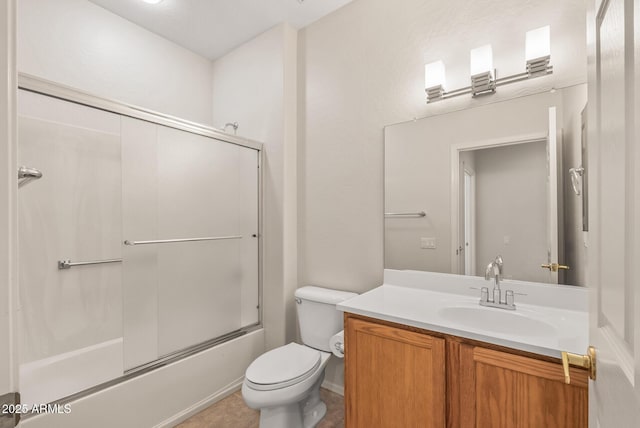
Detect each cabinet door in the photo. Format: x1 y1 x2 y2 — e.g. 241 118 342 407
460 346 588 428
345 316 446 428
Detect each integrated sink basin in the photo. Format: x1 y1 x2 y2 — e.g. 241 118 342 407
437 306 557 337
337 269 589 357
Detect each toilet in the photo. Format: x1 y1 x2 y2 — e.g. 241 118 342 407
242 286 357 428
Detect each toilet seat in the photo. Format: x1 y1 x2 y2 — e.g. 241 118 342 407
245 343 321 391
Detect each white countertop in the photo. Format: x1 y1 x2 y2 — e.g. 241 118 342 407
337 270 588 358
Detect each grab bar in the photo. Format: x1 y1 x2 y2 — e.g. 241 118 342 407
58 258 122 270
385 211 426 218
124 235 242 246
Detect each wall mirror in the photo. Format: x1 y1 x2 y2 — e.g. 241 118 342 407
384 84 587 286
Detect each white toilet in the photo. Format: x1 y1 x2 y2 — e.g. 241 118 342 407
242 286 357 428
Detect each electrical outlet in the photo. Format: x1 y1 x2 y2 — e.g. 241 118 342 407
421 237 437 249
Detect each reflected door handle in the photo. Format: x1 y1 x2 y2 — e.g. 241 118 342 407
561 346 596 384
541 263 570 272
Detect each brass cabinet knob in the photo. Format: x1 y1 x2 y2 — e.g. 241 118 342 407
541 263 570 272
561 346 596 384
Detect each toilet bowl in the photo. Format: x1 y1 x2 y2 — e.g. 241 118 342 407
242 286 357 428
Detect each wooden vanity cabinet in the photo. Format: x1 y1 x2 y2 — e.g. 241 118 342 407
345 315 446 428
344 314 588 428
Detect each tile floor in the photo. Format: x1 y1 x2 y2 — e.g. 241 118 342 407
176 388 344 428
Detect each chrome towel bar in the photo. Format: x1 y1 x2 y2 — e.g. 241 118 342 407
384 211 426 218
58 258 122 270
124 235 242 246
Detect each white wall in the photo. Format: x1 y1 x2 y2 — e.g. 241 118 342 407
211 24 299 349
18 0 213 125
298 0 586 295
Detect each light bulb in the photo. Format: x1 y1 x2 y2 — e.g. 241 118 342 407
526 26 551 61
470 45 493 76
425 61 446 90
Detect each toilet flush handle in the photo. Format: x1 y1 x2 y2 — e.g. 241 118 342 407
295 297 302 304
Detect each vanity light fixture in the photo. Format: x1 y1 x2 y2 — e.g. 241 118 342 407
470 45 495 97
424 26 553 103
526 25 551 76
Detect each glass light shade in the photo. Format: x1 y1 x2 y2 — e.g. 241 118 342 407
526 26 550 61
424 61 446 89
141 0 163 4
470 45 493 76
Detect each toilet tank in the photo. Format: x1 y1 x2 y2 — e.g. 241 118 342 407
295 286 358 352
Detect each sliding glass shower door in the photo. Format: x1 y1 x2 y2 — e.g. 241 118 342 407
17 88 260 405
121 118 259 369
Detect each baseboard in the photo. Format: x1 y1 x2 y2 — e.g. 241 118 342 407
321 379 344 396
153 377 244 428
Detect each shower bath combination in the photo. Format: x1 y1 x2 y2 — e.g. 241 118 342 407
16 74 263 410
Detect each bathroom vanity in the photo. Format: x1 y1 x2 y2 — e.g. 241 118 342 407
338 270 589 428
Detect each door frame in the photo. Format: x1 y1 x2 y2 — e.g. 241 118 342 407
463 167 475 276
449 132 548 273
0 0 19 416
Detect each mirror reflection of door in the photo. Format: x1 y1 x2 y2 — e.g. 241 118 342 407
459 138 548 282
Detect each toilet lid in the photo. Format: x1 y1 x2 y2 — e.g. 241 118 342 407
245 343 321 390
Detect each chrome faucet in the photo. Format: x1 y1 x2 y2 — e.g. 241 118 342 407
480 255 515 310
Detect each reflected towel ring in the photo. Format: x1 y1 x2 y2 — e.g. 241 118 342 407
569 166 585 196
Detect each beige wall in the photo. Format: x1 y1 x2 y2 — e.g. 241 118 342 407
298 0 586 295
211 24 299 349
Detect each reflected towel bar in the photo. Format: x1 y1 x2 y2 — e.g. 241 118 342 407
124 235 242 246
58 258 122 270
385 211 426 218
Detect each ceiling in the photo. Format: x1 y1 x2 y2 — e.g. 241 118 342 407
87 0 354 60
